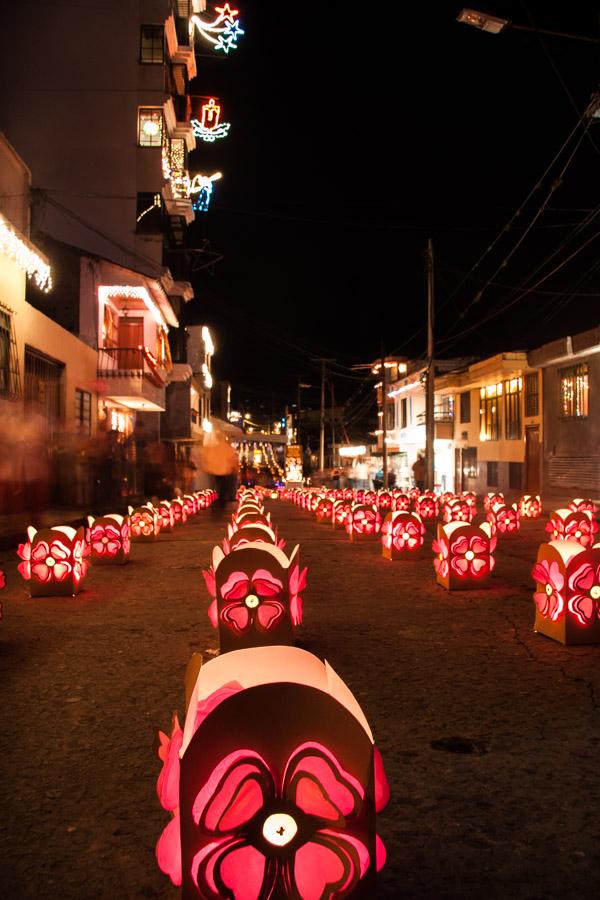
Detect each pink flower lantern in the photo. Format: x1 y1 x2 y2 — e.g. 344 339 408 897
532 541 600 644
155 646 390 896
183 494 199 516
442 499 473 524
87 514 131 564
433 522 496 590
171 497 188 525
332 499 353 529
520 495 542 518
346 504 382 541
363 490 376 505
157 500 175 531
344 488 355 500
382 511 426 559
440 491 456 506
460 491 477 509
315 497 334 524
415 493 439 520
393 492 411 511
483 492 504 513
569 498 598 516
408 487 421 501
325 489 336 501
202 544 307 653
487 502 520 535
129 504 160 540
545 509 598 548
308 493 321 513
377 490 393 511
226 523 284 552
356 489 365 503
17 525 89 596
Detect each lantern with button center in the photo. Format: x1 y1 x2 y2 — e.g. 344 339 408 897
183 494 198 517
545 508 598 548
157 500 175 532
315 497 333 524
392 492 411 511
346 503 382 541
332 499 353 529
460 491 477 510
129 503 160 540
569 498 598 516
155 645 390 898
17 525 89 597
381 511 425 559
484 492 504 513
363 490 376 505
226 522 282 552
520 495 542 518
487 502 520 535
414 493 439 520
442 498 473 524
433 521 496 590
87 514 131 564
202 543 307 653
377 490 393 511
532 541 600 644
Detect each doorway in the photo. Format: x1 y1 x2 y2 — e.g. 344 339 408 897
525 426 541 494
117 317 144 368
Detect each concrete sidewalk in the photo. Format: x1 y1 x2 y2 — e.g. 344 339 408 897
0 500 598 898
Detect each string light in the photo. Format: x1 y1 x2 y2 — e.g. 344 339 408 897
98 285 170 332
191 98 231 142
202 325 215 355
190 3 245 54
0 211 53 292
189 172 222 213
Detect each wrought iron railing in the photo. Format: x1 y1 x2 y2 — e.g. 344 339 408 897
98 347 166 389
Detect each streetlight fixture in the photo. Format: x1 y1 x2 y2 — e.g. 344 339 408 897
457 7 600 44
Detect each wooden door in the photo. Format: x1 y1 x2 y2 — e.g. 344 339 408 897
118 317 144 368
525 426 541 494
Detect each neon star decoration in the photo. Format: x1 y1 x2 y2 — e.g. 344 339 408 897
191 97 231 142
189 172 222 213
190 3 245 55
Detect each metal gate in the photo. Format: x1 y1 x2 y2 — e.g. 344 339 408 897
24 347 64 438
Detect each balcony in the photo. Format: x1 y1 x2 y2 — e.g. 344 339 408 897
416 406 454 440
165 13 197 81
98 347 168 411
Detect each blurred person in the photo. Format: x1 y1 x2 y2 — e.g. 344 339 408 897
355 459 369 490
199 430 239 512
412 451 426 492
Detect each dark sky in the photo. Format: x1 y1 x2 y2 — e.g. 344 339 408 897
184 1 600 412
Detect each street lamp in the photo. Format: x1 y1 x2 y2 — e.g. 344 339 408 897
457 8 600 44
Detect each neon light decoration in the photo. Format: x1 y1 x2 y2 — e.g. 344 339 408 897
191 97 231 142
532 542 600 644
520 495 542 518
346 503 382 540
382 511 425 559
0 210 53 292
17 525 88 596
487 502 520 535
190 3 245 54
155 646 389 894
433 522 496 590
189 172 222 212
87 514 130 565
545 508 598 548
128 504 160 540
202 543 307 652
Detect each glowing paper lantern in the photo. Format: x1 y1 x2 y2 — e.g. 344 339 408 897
129 504 160 540
520 495 542 518
363 490 377 505
381 511 426 559
234 509 271 529
569 498 598 516
415 493 439 520
487 502 520 535
155 646 390 894
545 509 598 548
346 504 382 541
157 500 175 531
87 514 131 564
532 541 600 644
433 522 496 590
183 494 199 517
315 497 333 523
202 543 307 652
442 499 473 524
377 490 393 511
356 489 365 503
226 523 284 552
17 525 89 596
484 492 504 513
332 499 353 529
171 497 188 525
460 491 477 509
393 492 411 511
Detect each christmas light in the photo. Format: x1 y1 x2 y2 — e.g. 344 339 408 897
202 326 215 355
190 3 245 55
189 172 222 213
0 211 53 292
191 97 231 142
98 285 170 331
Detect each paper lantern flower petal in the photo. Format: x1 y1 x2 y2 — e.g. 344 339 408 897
284 742 364 821
156 813 182 886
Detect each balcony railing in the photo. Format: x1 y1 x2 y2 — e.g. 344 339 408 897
416 408 454 425
98 347 167 389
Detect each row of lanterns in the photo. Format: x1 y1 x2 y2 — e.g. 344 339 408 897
155 486 391 897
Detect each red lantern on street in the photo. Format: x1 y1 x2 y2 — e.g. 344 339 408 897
442 499 473 524
344 488 355 500
569 498 598 516
183 494 198 517
346 504 382 540
157 500 175 531
17 525 89 596
171 497 188 525
487 502 520 535
129 503 160 540
356 489 365 503
393 492 411 511
155 646 390 896
332 499 353 529
415 493 439 520
377 490 393 511
520 495 542 518
484 492 504 513
87 514 131 564
545 509 598 548
363 490 376 505
433 521 496 590
532 541 600 644
460 491 477 509
226 523 283 551
315 497 333 523
381 511 425 559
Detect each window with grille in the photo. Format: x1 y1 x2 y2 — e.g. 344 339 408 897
504 377 522 440
140 25 164 63
0 308 21 400
459 390 471 423
560 363 588 418
138 107 163 147
75 388 91 434
524 372 539 417
479 383 501 441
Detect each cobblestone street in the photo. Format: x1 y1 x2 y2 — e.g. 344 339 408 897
1 499 599 899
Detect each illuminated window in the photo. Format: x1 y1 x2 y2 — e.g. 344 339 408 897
504 377 522 440
400 397 407 429
140 25 164 64
460 391 471 423
560 363 588 418
75 388 91 434
524 372 539 417
479 383 502 441
138 108 163 147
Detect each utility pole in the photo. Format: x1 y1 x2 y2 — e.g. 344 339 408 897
425 238 435 491
314 358 334 471
329 379 336 470
381 341 388 489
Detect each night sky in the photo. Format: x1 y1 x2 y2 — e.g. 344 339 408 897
185 1 600 413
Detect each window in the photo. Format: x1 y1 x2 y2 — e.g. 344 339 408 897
560 363 588 418
0 308 20 400
487 461 498 487
140 25 164 63
509 462 522 490
138 107 163 147
479 383 502 441
136 192 162 234
462 447 477 480
459 391 471 423
385 403 395 430
75 389 91 434
504 377 522 440
524 372 539 417
400 397 407 429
